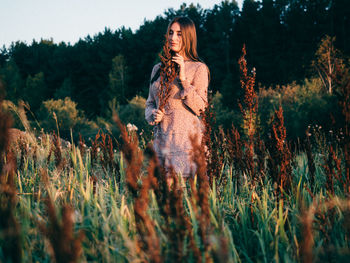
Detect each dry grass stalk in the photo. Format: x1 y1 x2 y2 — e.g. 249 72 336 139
107 134 115 170
0 150 21 263
90 130 100 168
224 125 244 187
0 82 22 263
52 131 64 169
300 198 350 263
188 178 204 263
268 105 292 198
134 171 161 263
39 200 84 261
17 137 28 171
190 134 212 262
300 201 316 263
212 236 229 263
145 144 196 262
113 114 162 262
202 92 224 188
238 45 258 182
333 62 350 195
78 133 86 160
39 169 84 263
99 132 109 171
144 144 169 221
91 174 97 195
323 145 343 196
47 139 53 165
255 134 266 179
113 114 142 196
166 173 189 261
305 129 316 190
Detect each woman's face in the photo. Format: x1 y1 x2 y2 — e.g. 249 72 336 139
168 22 182 53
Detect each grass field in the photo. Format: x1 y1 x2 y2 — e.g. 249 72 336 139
1 48 349 263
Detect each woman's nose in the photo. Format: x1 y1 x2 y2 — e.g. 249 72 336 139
170 34 177 42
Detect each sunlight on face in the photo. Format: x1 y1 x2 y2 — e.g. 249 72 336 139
168 22 182 53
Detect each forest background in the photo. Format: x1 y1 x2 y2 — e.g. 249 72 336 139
1 0 349 142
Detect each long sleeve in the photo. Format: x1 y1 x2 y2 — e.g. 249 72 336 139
179 63 209 116
145 64 160 125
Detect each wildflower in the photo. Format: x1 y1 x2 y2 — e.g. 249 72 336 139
127 123 138 132
74 210 82 223
307 133 312 137
329 130 333 133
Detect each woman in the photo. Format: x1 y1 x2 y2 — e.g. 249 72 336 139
145 16 209 178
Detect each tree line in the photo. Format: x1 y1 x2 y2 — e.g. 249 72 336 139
0 0 349 118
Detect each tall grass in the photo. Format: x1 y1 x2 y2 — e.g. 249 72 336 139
0 48 350 262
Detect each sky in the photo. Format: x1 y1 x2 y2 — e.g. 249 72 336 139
0 0 243 49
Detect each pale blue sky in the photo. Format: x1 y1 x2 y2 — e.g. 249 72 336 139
0 0 243 48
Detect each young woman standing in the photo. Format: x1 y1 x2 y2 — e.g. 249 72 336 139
145 16 209 179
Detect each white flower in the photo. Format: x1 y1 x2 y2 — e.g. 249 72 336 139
74 210 82 223
127 123 138 132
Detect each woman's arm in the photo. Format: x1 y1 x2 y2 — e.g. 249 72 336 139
179 63 209 116
145 64 160 125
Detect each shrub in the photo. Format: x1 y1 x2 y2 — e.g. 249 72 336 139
258 78 341 140
118 96 152 140
38 97 97 140
212 91 242 131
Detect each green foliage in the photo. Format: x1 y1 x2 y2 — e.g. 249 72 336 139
108 55 127 103
99 54 129 117
212 91 242 131
0 59 23 102
38 97 97 139
23 72 47 112
312 35 345 94
54 77 74 99
2 0 349 118
258 77 341 139
118 95 152 140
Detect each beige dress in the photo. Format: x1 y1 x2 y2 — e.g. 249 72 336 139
145 61 209 177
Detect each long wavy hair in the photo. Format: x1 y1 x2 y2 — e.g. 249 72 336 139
166 16 200 62
152 17 209 110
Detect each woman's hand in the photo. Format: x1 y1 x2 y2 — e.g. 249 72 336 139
152 109 164 124
172 53 186 82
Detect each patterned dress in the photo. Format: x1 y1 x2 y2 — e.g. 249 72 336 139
145 61 209 177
